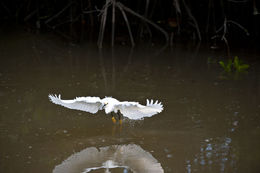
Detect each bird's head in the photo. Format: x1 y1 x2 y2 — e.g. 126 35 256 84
102 97 116 105
101 98 110 110
101 97 119 114
101 102 108 110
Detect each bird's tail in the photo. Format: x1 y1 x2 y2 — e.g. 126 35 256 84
146 99 164 113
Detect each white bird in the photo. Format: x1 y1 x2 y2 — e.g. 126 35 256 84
48 94 163 123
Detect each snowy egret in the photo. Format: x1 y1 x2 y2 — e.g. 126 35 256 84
48 94 163 123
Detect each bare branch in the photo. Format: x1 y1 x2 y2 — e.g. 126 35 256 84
24 9 37 21
111 1 116 47
117 3 135 47
227 20 250 36
227 0 248 3
45 1 74 24
97 0 110 48
173 0 181 14
181 0 201 40
82 9 99 14
118 2 169 43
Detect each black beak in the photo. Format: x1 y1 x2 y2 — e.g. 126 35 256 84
102 103 107 109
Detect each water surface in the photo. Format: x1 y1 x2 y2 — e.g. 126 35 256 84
0 31 260 173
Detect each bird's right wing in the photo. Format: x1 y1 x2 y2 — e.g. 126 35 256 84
115 99 163 120
48 94 103 114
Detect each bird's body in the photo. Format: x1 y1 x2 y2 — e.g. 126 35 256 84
48 94 163 121
101 97 120 114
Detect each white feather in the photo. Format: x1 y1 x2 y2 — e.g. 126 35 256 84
115 100 163 120
49 94 163 120
48 94 103 114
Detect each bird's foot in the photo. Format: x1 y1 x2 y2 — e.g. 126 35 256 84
111 117 116 124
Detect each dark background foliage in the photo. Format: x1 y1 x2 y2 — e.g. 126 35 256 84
1 0 259 45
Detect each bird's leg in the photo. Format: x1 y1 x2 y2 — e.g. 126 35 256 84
117 112 122 125
111 113 116 124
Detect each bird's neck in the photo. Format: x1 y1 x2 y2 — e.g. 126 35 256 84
105 104 118 114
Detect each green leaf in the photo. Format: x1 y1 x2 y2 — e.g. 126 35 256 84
227 59 232 66
239 64 250 70
233 56 239 69
219 60 232 73
225 59 232 72
219 61 225 68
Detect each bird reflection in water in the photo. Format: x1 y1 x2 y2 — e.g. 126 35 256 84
53 144 164 173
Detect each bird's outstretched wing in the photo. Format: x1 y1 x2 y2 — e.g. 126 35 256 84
115 99 163 120
48 94 103 114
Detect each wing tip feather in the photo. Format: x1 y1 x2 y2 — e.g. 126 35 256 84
48 94 62 105
146 99 164 113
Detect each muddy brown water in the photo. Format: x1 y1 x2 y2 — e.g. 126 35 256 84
0 31 260 173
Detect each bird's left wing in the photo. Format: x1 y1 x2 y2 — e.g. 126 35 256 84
48 94 103 114
115 99 163 120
